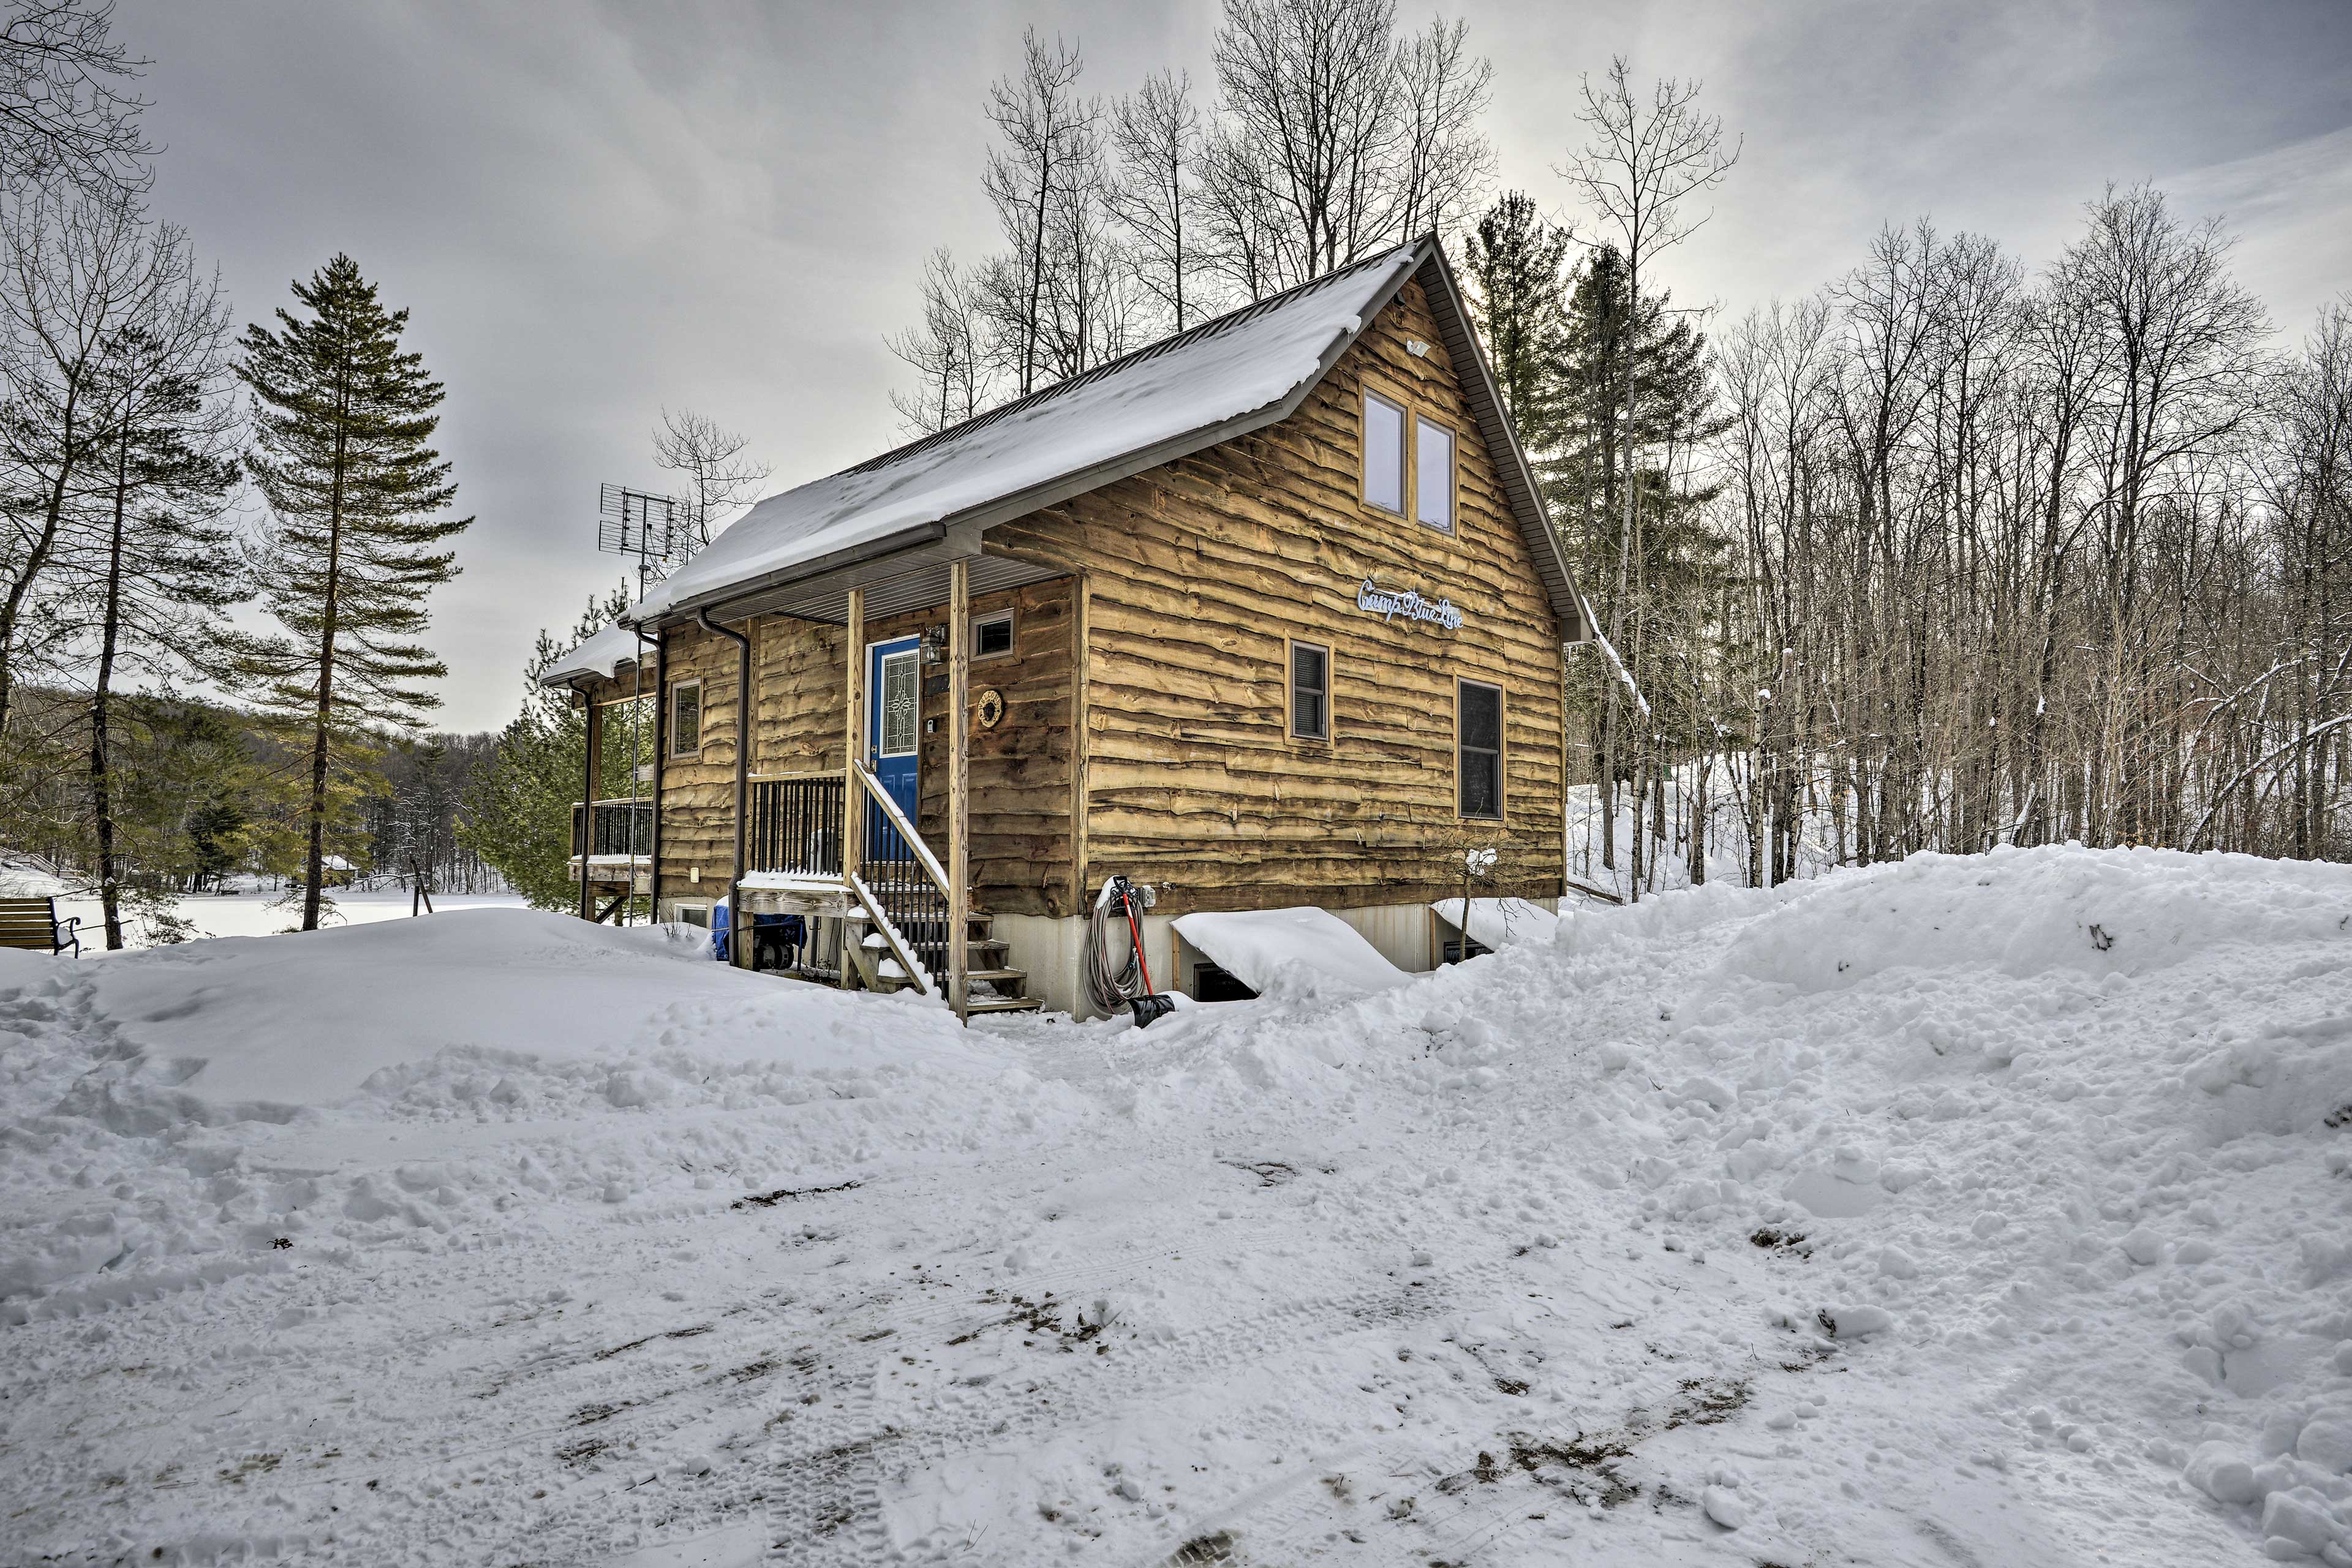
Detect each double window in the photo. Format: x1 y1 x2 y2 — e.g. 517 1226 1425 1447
1289 640 1330 742
1458 679 1502 819
1361 387 1455 533
669 680 703 758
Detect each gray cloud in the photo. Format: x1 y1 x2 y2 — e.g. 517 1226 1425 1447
118 0 2350 730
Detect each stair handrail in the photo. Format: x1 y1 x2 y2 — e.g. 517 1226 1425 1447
843 870 933 997
851 761 951 897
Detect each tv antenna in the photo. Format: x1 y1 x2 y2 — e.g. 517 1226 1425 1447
597 483 692 598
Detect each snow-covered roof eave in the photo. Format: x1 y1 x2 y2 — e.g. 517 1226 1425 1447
536 619 647 690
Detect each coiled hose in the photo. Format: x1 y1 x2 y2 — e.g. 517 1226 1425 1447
1084 879 1147 1014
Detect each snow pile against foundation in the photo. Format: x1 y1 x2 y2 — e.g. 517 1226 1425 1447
1430 894 1558 949
1173 904 1410 999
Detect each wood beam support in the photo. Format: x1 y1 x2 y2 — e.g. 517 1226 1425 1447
578 692 601 921
840 587 865 992
949 558 971 1023
1070 573 1090 919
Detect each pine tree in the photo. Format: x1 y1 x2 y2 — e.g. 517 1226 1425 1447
1459 192 1570 440
236 254 470 932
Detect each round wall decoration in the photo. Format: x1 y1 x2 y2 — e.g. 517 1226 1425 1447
974 687 1006 729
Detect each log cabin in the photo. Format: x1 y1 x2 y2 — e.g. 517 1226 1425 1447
542 234 1591 1019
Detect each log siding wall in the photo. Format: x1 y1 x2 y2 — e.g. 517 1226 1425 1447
993 276 1566 914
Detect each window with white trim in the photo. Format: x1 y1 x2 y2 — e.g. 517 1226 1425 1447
1362 391 1404 513
1416 417 1453 532
973 609 1014 660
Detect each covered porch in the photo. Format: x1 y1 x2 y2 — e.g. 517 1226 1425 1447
589 542 1070 1020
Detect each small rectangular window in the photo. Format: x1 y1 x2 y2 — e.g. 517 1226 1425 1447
1416 418 1453 532
1290 641 1329 741
669 680 702 758
673 902 712 929
1458 679 1501 819
1363 392 1404 513
973 609 1014 660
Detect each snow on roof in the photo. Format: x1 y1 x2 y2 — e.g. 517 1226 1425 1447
538 619 646 688
633 243 1423 622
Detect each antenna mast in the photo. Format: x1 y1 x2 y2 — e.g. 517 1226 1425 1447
593 483 688 925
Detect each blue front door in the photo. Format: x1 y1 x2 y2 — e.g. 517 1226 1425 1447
867 637 921 853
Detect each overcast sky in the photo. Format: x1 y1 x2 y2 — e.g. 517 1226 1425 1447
118 0 2352 732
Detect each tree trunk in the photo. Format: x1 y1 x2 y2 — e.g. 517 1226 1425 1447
91 434 130 949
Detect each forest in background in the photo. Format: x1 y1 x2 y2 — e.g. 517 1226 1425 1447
883 0 2351 900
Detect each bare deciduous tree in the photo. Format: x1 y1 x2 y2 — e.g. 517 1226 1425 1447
0 0 149 195
650 405 769 551
1107 69 1209 335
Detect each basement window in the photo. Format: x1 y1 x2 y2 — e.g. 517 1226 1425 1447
669 680 702 758
1363 391 1404 514
1458 679 1501 820
1290 640 1329 742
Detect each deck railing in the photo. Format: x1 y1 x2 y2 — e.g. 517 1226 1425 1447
747 773 845 876
571 799 652 860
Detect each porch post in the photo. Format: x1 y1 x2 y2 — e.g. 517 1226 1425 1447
648 628 665 921
949 558 971 1023
840 587 864 990
578 691 601 921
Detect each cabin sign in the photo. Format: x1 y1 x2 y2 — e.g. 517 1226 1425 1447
1357 578 1464 631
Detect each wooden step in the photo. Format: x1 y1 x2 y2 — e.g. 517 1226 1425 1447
964 994 1042 1015
967 967 1028 986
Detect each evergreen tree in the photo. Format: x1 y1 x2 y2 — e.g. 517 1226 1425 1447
1548 244 1721 586
235 254 469 932
1459 192 1571 438
459 587 631 912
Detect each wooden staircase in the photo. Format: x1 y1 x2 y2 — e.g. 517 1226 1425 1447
846 908 1040 1015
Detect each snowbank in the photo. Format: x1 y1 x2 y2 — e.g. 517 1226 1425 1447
1430 894 1558 949
1173 905 1409 998
0 909 1072 1311
9 843 2351 1564
72 907 976 1109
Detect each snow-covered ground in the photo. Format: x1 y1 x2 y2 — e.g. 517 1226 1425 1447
46 887 531 951
4 847 2351 1565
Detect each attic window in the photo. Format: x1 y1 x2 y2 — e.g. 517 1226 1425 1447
1363 392 1404 514
1416 418 1453 532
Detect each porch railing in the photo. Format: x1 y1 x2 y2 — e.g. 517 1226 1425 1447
571 799 652 860
748 772 844 876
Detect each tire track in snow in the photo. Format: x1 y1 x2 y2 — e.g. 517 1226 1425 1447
771 1256 1520 1564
